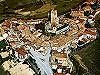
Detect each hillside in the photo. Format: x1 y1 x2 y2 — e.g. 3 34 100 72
0 0 83 20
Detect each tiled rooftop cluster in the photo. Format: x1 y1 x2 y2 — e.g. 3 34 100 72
0 0 99 75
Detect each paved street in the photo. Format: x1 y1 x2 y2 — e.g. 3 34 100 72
29 47 53 75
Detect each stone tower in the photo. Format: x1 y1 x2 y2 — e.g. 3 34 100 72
51 10 59 28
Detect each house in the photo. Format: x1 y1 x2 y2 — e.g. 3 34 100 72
3 20 11 28
77 28 97 46
9 63 35 75
51 50 73 74
2 60 16 71
10 41 17 47
83 29 97 39
15 47 28 61
11 18 18 23
0 50 12 58
86 0 94 3
2 60 35 75
8 34 17 42
71 9 84 18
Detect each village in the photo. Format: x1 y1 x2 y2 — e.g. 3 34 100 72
0 0 100 75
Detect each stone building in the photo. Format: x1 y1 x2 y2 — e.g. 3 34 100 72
51 10 59 28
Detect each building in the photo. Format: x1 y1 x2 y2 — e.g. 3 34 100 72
86 0 94 3
45 10 69 34
15 47 28 61
71 9 84 18
0 50 12 58
9 63 35 75
51 50 73 75
3 20 11 28
0 33 8 41
2 60 35 75
77 28 97 46
51 10 59 27
8 34 18 42
2 60 17 71
83 29 97 39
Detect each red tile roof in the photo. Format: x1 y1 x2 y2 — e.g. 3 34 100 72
3 20 11 27
16 48 28 56
54 73 64 75
84 29 97 35
79 19 85 23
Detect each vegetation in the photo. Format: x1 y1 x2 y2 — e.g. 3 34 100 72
54 0 81 14
0 40 8 50
0 0 83 19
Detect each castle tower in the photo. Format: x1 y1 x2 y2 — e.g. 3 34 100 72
51 10 59 28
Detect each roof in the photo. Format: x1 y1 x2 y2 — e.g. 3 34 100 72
11 18 17 21
86 0 93 2
84 29 97 35
3 20 11 27
52 50 67 58
10 34 17 38
79 19 85 23
0 27 4 34
81 38 88 42
16 47 28 56
86 28 97 31
17 25 25 30
54 73 64 75
10 41 16 46
50 34 73 47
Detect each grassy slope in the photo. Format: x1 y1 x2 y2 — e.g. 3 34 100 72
76 39 99 75
54 0 81 14
0 0 82 19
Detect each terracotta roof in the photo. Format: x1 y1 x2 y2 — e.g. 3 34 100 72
86 0 94 2
52 50 67 58
57 64 62 68
54 73 64 75
78 33 83 37
16 48 28 56
10 41 16 46
17 25 25 30
10 34 17 38
84 29 97 35
3 20 11 27
79 19 85 23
